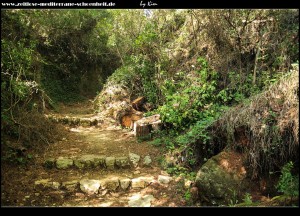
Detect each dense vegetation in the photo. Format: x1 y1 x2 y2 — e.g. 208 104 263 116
1 9 299 206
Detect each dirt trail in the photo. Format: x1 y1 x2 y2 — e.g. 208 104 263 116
1 101 187 207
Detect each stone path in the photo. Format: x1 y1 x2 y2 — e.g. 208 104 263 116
31 106 182 207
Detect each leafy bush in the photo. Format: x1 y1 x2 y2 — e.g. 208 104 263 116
157 57 222 131
108 54 161 105
276 161 299 197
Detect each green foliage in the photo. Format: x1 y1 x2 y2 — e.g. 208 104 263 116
1 147 33 166
242 193 253 205
276 161 299 197
228 190 239 206
157 58 222 131
108 54 160 105
184 190 193 205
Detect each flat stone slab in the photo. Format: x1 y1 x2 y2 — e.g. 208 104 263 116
105 157 116 170
74 155 105 169
79 179 101 195
56 158 73 169
128 194 154 207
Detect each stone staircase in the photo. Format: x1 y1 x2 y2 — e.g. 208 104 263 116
34 175 160 194
33 173 173 207
35 108 175 207
44 152 150 170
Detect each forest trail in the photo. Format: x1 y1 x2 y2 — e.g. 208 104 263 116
1 101 187 207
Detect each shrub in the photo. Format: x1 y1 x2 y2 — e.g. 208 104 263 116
276 161 299 197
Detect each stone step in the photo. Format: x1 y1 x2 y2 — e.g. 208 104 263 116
44 153 152 170
45 114 104 127
34 175 160 195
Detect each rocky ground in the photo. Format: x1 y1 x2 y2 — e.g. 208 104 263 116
1 101 190 207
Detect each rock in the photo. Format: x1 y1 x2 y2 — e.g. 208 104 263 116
131 176 154 189
101 177 119 191
79 179 101 195
141 176 155 186
62 180 79 192
105 157 116 170
34 179 61 190
56 158 73 169
129 153 140 167
128 194 154 207
44 158 56 169
74 155 105 169
115 157 130 168
34 179 51 188
52 182 61 190
158 175 172 184
93 155 106 167
133 170 141 175
184 180 193 189
131 178 146 189
195 151 248 206
143 155 152 167
100 189 108 196
119 178 131 190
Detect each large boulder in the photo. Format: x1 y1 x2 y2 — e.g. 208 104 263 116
195 151 248 206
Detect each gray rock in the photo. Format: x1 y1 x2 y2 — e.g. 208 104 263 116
158 175 172 184
62 180 79 192
101 177 119 191
56 158 73 169
143 155 152 166
128 195 154 207
105 157 116 170
119 178 131 190
74 155 105 169
115 157 130 168
44 158 56 169
79 179 101 195
129 153 140 167
195 151 248 205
